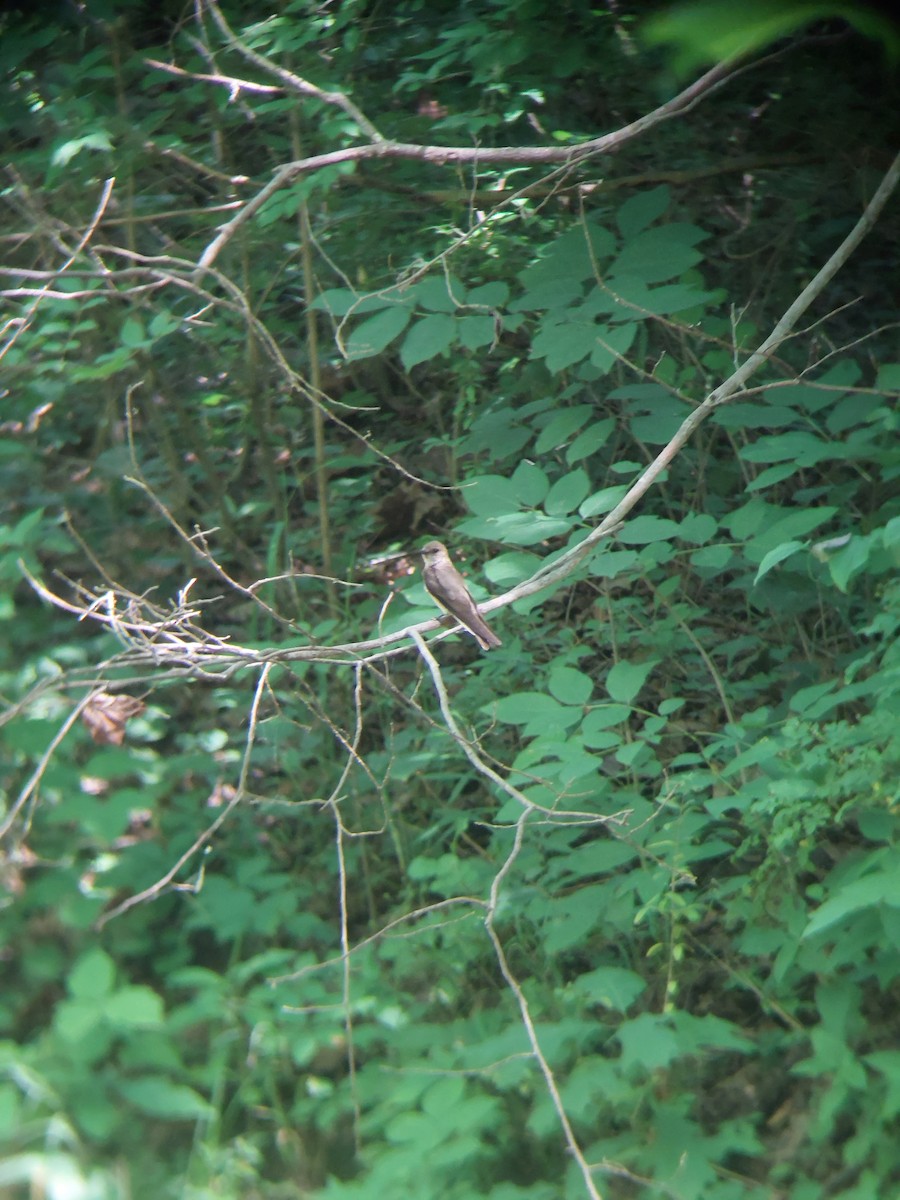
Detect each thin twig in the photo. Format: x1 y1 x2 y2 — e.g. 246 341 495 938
95 661 272 926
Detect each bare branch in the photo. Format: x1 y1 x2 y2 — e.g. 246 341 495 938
94 661 273 927
202 0 384 141
195 60 739 270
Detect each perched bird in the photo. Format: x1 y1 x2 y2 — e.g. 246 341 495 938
419 540 502 651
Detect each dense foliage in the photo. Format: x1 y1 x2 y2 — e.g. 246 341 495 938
1 3 898 1198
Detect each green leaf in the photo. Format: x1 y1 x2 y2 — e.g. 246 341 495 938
582 706 632 743
690 544 733 572
789 681 838 717
409 276 463 312
104 986 165 1029
68 948 115 1000
616 185 671 239
617 1013 680 1071
458 510 574 545
590 322 638 373
606 659 657 703
580 483 629 519
534 405 593 453
490 692 581 734
740 430 838 466
464 474 521 517
587 549 640 578
746 507 837 563
466 282 509 306
803 866 900 938
548 666 593 706
344 305 411 359
745 462 804 492
510 461 549 507
457 314 495 350
116 1076 213 1119
569 965 647 1012
544 469 590 516
612 223 706 282
313 287 392 316
400 313 457 369
822 534 871 592
713 401 803 429
119 317 147 348
531 320 597 373
511 280 583 312
518 222 616 289
677 513 718 543
567 418 615 463
618 515 681 544
51 130 113 166
754 539 805 583
643 1 900 76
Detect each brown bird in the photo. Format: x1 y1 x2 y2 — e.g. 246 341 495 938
419 540 502 651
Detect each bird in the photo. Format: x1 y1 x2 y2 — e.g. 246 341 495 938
418 540 502 651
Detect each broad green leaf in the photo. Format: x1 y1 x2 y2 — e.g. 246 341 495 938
491 692 580 734
409 276 463 312
312 288 392 316
628 280 715 316
344 305 411 359
104 986 164 1029
740 431 838 466
754 539 805 583
616 185 671 239
457 314 495 350
54 999 104 1044
617 1013 680 1071
606 659 657 703
119 317 147 348
544 469 590 516
612 223 706 282
690 544 733 571
532 320 597 373
580 700 628 739
587 548 640 578
534 405 593 453
677 513 718 543
548 666 593 706
712 401 802 429
789 681 838 716
624 388 689 442
484 549 541 587
823 534 871 592
518 222 616 289
567 418 615 463
466 282 509 306
68 948 115 1000
643 1 900 76
746 462 804 492
510 279 584 312
51 130 113 166
875 361 900 391
804 867 900 938
590 322 638 373
511 461 550 507
746 507 837 562
580 483 629 519
618 515 681 544
116 1077 213 1119
456 511 575 543
400 313 456 369
570 965 647 1011
463 474 521 517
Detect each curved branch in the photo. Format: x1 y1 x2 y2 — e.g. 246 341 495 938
195 59 738 270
